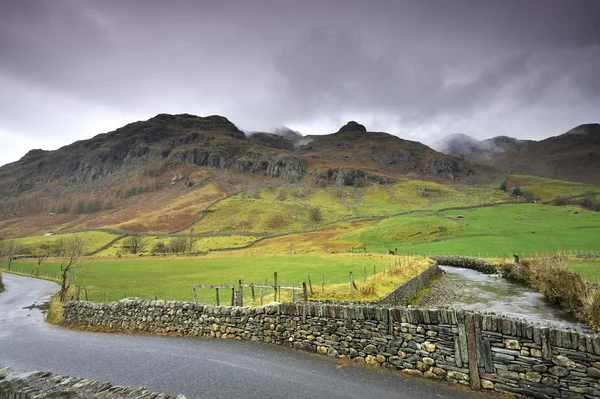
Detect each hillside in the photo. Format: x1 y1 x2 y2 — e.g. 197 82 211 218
0 114 490 238
434 124 600 184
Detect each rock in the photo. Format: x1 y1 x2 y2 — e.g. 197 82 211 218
364 344 378 355
338 121 367 133
531 348 543 358
423 157 465 180
553 355 576 368
447 371 469 382
532 364 547 373
541 376 559 387
424 370 436 378
525 372 542 383
316 346 328 355
403 369 423 377
365 355 379 366
504 339 521 350
480 380 494 389
422 342 436 353
422 357 435 366
327 348 339 358
416 361 429 372
431 367 446 376
587 367 600 378
548 366 569 377
376 354 386 363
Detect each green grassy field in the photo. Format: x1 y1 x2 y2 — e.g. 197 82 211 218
5 253 407 304
569 258 600 283
95 234 262 256
509 175 600 202
9 231 119 255
3 173 600 301
334 204 600 257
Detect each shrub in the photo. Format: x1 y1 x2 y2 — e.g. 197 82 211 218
168 237 187 254
151 241 168 254
309 207 322 222
552 197 571 206
360 282 377 296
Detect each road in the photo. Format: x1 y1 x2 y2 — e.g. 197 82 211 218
0 273 496 399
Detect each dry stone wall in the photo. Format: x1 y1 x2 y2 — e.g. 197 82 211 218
0 367 186 399
63 300 600 398
378 264 441 305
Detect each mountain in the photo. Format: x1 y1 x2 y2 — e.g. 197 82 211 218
0 114 482 196
0 114 489 231
434 124 600 184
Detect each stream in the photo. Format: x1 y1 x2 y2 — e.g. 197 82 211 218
417 265 590 331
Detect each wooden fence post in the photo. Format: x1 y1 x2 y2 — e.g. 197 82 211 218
349 272 354 296
230 287 235 306
308 275 313 295
321 273 325 293
251 283 255 301
238 279 243 307
302 282 308 302
274 272 278 301
216 287 220 306
192 287 198 305
260 286 264 305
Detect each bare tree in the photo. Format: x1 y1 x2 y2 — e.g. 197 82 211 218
121 235 149 254
0 240 20 271
54 233 88 303
187 228 198 254
34 250 48 276
168 236 187 254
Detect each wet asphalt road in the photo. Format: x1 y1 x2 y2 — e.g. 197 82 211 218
0 273 497 399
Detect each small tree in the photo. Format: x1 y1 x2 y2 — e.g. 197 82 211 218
54 233 88 303
168 236 188 254
34 250 48 276
0 240 20 271
187 228 198 254
121 235 149 255
151 241 168 254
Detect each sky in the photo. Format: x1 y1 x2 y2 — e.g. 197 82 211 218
1 0 599 167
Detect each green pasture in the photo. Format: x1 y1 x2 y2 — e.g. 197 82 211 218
4 254 401 304
337 204 600 256
9 231 118 254
184 179 512 234
569 258 600 283
96 234 262 256
511 175 600 202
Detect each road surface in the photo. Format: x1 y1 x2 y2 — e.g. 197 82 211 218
0 273 496 399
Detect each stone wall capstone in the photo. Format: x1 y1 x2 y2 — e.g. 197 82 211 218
62 300 600 398
0 367 187 399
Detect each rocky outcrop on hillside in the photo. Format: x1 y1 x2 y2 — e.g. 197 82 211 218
338 121 367 133
423 157 472 180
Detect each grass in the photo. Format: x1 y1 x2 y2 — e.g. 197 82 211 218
310 255 432 302
507 175 600 202
95 234 262 256
246 203 600 257
4 253 411 305
569 258 600 283
10 231 119 255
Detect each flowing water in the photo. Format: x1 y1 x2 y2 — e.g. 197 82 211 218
425 265 590 331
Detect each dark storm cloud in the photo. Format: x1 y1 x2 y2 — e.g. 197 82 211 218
0 0 599 166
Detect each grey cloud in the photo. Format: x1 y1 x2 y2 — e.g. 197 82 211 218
0 0 599 166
